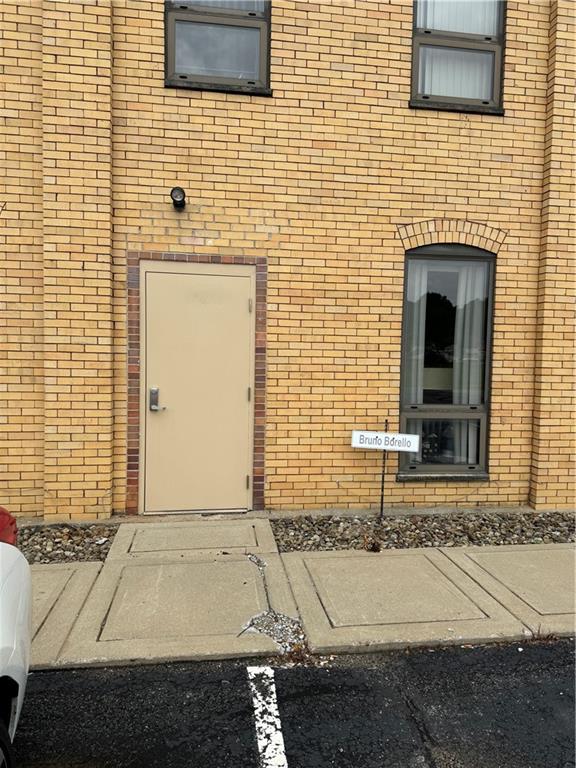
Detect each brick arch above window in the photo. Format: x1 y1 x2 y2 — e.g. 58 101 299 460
397 219 507 254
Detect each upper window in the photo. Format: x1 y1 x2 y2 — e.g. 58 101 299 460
411 0 506 114
165 1 271 95
399 245 495 477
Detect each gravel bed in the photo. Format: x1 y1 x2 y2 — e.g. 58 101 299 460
16 510 575 565
271 511 575 553
19 523 119 564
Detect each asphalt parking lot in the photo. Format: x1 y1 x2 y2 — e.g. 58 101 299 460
14 640 575 768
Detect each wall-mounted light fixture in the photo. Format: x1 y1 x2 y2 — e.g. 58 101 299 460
170 187 186 210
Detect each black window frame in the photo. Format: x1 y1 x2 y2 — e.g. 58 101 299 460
410 0 506 115
165 1 272 96
398 244 496 481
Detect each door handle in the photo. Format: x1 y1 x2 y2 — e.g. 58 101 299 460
149 387 167 412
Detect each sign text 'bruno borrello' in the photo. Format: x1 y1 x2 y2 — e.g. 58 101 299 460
351 430 420 453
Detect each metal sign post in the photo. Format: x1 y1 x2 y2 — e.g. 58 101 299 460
379 419 389 521
351 427 420 521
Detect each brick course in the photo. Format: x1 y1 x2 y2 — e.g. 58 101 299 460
1 0 573 519
530 0 575 510
0 1 43 517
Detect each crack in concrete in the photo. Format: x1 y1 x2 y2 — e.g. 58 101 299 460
241 553 308 654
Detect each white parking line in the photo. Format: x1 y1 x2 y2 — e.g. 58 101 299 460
247 666 289 768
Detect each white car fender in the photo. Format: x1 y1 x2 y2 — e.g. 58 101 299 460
0 543 32 739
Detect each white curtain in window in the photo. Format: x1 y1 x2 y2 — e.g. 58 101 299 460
404 263 428 465
452 420 479 464
453 263 487 463
196 1 266 11
453 263 486 406
416 0 499 36
419 46 494 101
404 261 428 404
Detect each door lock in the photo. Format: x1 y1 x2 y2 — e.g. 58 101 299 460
149 387 167 412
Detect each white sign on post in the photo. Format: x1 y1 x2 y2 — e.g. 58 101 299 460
351 430 420 453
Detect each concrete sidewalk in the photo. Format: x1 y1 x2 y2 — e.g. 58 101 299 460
30 519 575 669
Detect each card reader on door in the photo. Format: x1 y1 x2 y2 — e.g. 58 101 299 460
149 387 166 412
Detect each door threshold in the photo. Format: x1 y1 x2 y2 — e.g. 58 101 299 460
142 508 248 516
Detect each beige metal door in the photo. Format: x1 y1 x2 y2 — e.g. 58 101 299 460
141 261 255 513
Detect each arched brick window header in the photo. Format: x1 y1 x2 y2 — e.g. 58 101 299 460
397 219 507 254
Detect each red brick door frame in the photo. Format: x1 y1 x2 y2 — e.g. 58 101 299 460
126 251 267 514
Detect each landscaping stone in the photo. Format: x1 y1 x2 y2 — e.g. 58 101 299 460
19 523 119 564
17 510 575 565
272 510 575 553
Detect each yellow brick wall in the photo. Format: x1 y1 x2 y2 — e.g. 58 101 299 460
0 1 43 516
1 1 574 518
530 0 575 510
43 0 114 520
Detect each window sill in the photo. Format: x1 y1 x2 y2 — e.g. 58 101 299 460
396 472 489 483
165 79 273 97
409 99 504 117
